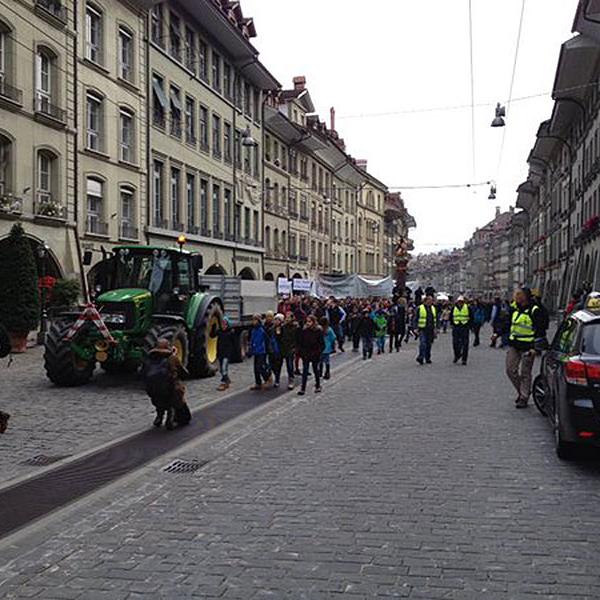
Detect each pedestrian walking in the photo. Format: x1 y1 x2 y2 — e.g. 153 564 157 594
504 288 547 408
319 317 337 380
327 298 346 352
214 316 235 391
248 314 271 390
356 308 375 360
297 315 325 396
471 299 486 347
440 304 451 333
374 308 387 355
267 313 284 388
415 295 437 365
280 312 298 390
451 296 471 365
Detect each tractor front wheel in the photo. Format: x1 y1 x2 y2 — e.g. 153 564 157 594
188 301 222 378
44 320 95 386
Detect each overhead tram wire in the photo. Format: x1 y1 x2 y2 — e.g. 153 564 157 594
468 0 476 179
496 0 527 176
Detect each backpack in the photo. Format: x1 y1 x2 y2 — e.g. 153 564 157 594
0 324 10 359
143 356 174 398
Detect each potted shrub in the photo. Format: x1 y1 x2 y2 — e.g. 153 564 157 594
0 223 40 352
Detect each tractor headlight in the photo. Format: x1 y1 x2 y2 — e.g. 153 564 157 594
102 313 127 325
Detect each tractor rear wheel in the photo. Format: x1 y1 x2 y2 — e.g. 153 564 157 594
143 322 190 370
189 301 222 378
44 320 95 386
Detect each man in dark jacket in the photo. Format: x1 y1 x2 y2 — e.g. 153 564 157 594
357 308 375 360
388 298 406 352
280 313 298 390
297 315 325 396
503 288 547 408
327 298 346 352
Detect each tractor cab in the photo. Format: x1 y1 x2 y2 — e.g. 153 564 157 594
93 246 203 321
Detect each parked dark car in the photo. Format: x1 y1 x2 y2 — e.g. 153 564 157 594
533 303 600 459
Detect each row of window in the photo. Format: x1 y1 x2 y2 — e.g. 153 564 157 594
85 91 137 163
85 2 137 85
85 176 137 238
152 73 259 176
150 3 261 121
151 159 260 244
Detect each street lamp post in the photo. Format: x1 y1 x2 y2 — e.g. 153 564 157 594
37 243 50 345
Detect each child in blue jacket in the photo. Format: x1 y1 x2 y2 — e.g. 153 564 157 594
248 314 270 390
319 317 337 380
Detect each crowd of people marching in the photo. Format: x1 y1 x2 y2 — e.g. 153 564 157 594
210 287 550 398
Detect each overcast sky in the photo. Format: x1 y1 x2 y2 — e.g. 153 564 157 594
243 0 579 254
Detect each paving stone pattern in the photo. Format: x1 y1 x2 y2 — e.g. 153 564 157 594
2 330 600 598
0 347 258 483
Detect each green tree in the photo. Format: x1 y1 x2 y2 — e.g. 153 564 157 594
48 279 80 309
0 223 40 332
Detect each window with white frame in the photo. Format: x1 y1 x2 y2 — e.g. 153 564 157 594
186 173 195 231
119 108 134 163
153 160 164 227
86 92 103 151
184 26 195 72
152 73 166 128
0 135 11 194
85 4 103 64
151 4 164 46
120 186 136 238
212 114 221 158
37 151 53 203
199 105 209 150
0 28 5 84
86 177 105 233
169 85 182 138
169 12 181 61
185 96 195 145
198 39 208 81
35 50 52 111
171 166 181 229
212 51 221 92
118 27 133 82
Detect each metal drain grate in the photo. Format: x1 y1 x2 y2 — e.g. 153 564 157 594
163 459 208 474
21 454 71 467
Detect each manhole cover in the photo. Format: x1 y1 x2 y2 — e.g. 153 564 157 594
163 459 208 474
21 454 71 466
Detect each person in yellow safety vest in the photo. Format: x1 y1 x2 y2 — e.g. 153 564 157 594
415 295 437 365
451 296 472 365
504 288 546 408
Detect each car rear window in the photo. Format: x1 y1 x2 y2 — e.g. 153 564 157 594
581 323 600 355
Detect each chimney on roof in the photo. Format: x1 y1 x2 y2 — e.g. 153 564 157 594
330 107 336 132
356 159 368 171
495 206 501 218
293 76 306 91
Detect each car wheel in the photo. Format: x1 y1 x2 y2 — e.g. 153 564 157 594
554 402 576 460
532 375 548 417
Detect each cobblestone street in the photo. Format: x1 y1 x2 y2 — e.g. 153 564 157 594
0 347 258 482
2 329 600 598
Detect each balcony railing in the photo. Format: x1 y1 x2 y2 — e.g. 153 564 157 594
0 79 23 105
186 224 200 235
0 192 23 214
87 217 108 236
185 131 197 146
34 96 66 124
34 194 66 219
35 0 67 24
119 223 138 239
171 221 184 232
170 118 182 139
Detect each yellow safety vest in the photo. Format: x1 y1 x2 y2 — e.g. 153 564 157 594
509 305 539 343
418 304 437 329
453 304 470 326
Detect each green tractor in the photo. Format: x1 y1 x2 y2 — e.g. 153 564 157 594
44 245 223 386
